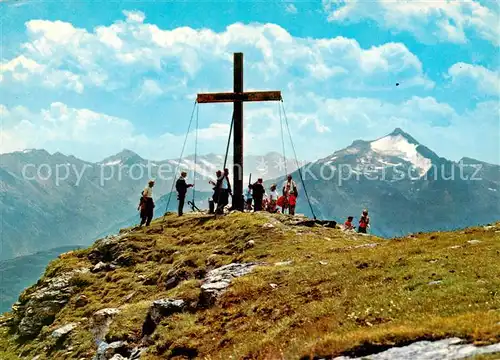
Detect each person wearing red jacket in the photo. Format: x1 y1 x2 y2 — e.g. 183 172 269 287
358 210 370 233
344 216 355 230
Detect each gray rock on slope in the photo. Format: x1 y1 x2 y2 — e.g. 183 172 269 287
51 322 79 339
91 262 117 273
91 308 121 343
12 268 89 338
142 299 186 336
149 299 185 323
199 263 257 306
332 338 500 360
93 341 128 360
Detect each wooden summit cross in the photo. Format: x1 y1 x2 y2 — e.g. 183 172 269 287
197 52 282 211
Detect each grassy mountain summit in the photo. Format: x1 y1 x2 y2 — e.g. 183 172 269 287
1 213 499 359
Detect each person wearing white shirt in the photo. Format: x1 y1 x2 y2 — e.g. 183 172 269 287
268 184 279 213
282 174 298 215
143 185 153 198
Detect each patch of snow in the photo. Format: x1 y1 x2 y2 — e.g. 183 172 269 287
488 188 497 192
199 159 217 169
102 160 121 166
377 159 402 167
179 159 214 179
345 148 360 155
370 134 431 176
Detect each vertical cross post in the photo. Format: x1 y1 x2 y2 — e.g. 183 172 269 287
196 52 281 213
233 53 244 211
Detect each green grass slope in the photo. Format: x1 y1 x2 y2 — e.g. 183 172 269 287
0 213 499 359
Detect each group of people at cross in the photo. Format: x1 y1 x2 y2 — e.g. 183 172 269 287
137 173 371 234
244 174 298 215
136 171 300 226
205 169 299 216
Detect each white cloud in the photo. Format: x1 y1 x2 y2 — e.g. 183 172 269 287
285 4 298 14
1 11 432 95
137 79 164 100
447 62 500 97
302 117 331 133
281 93 498 162
1 95 498 164
323 0 500 45
0 102 281 161
197 123 231 140
0 55 84 93
123 10 146 23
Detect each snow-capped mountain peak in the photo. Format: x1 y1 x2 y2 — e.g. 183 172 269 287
370 129 432 176
99 149 144 166
387 128 420 145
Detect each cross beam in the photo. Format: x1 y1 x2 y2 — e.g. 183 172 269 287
197 91 282 103
196 53 282 211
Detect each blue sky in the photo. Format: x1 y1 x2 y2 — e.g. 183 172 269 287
0 0 499 164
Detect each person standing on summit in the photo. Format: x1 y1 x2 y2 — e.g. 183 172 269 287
176 171 193 216
358 209 370 233
140 180 155 226
252 178 265 211
282 174 298 215
217 168 232 214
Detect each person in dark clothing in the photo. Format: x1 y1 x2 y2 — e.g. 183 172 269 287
252 178 265 212
209 170 222 214
139 180 155 226
358 209 370 233
175 171 193 216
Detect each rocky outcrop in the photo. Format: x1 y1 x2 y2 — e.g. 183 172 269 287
51 322 79 339
91 262 117 273
94 341 129 360
149 299 185 323
164 268 191 290
199 263 257 307
91 308 121 343
11 268 89 339
92 340 144 360
142 299 186 336
88 233 131 265
332 338 500 360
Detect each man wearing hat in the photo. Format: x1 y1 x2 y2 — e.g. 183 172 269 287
140 179 155 226
175 171 194 216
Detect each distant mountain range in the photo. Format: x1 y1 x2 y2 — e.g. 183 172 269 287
0 149 295 260
288 128 500 237
0 128 498 261
1 128 498 316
